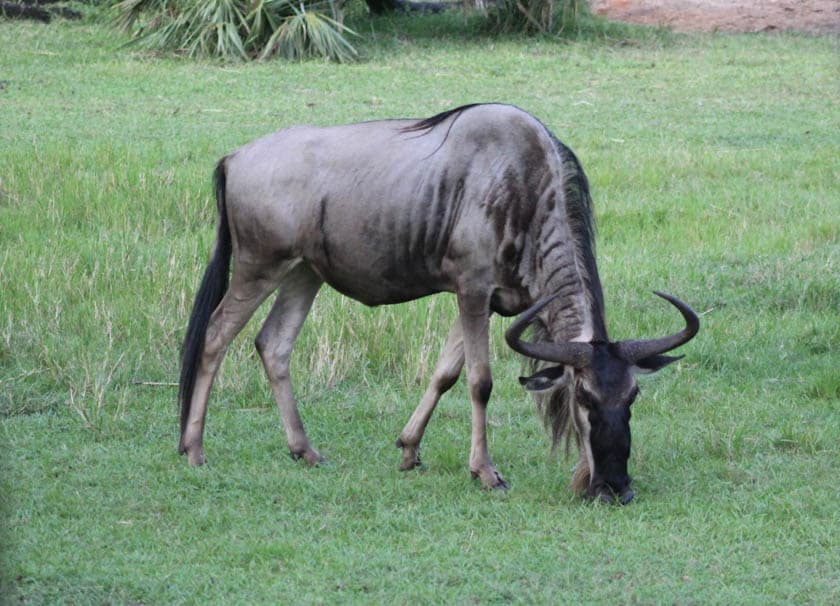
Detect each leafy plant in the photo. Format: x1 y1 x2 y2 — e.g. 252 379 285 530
487 0 587 34
112 0 358 62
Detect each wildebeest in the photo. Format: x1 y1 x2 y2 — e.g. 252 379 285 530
179 103 698 503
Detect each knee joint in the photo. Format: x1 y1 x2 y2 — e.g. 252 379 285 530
255 336 291 376
470 375 493 404
201 337 226 368
435 372 460 394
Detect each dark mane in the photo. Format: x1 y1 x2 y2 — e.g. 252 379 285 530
551 135 606 339
400 103 484 134
528 324 589 492
527 135 606 481
528 329 576 452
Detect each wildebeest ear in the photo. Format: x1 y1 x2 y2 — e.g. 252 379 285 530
631 354 684 375
518 366 567 392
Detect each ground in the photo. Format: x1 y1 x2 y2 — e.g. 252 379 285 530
590 0 840 34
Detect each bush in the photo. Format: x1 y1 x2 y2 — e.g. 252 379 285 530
487 0 587 34
112 0 358 62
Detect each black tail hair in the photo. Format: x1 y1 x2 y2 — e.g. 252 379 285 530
178 158 232 448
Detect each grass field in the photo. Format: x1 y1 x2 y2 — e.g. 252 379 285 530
1 13 838 604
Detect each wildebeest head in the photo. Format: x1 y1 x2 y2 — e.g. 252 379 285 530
506 291 699 505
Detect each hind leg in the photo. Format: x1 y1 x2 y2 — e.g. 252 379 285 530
396 320 464 470
255 262 324 465
179 268 281 466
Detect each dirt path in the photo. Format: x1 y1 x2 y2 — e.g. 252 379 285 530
589 0 840 34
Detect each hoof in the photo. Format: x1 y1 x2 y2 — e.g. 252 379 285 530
399 458 425 472
289 447 324 467
397 440 424 471
471 468 510 491
400 446 426 471
400 458 427 472
181 445 206 467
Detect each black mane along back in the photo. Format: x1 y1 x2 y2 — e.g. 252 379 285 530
400 103 484 134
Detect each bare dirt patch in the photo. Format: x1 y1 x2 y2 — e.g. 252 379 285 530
589 0 840 35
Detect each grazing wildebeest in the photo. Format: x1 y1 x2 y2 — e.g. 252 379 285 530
179 103 698 503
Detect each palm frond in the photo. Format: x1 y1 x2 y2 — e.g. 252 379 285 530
112 0 357 62
111 0 172 32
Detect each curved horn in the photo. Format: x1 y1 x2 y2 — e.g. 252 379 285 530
616 292 700 363
505 292 593 368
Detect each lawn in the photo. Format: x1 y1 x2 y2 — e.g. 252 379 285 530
1 13 838 605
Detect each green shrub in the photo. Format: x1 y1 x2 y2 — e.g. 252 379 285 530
487 0 587 34
112 0 358 62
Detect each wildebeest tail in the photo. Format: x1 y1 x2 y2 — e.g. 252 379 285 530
178 158 232 448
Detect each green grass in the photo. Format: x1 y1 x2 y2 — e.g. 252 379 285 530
2 15 839 604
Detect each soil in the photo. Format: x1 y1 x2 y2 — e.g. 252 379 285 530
589 0 840 35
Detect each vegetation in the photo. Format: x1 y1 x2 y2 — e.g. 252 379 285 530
112 0 359 62
489 0 586 34
109 0 591 61
1 14 838 604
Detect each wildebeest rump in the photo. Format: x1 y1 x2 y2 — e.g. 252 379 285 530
179 104 698 503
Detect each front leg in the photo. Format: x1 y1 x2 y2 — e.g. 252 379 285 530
457 290 509 490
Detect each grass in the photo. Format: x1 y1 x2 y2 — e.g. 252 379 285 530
1 13 839 604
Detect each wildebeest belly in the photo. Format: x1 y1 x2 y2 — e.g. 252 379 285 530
308 241 454 307
301 177 462 306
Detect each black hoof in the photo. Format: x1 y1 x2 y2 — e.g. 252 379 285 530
494 480 511 491
401 458 425 471
471 471 510 491
289 450 326 466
